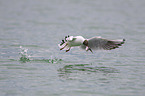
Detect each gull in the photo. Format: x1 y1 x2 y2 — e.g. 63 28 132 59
58 35 125 53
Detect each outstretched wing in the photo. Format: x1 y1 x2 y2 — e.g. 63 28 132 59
88 37 125 50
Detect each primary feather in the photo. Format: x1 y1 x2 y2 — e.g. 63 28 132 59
87 37 125 50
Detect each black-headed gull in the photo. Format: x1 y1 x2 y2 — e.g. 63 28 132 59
58 35 125 53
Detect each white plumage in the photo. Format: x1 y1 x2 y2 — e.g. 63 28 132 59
58 35 125 52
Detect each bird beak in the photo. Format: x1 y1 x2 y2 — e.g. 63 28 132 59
86 46 93 53
86 46 89 51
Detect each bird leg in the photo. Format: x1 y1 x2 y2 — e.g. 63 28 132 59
60 43 68 50
86 46 93 53
89 48 93 53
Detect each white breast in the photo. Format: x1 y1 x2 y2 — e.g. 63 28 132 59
68 36 85 47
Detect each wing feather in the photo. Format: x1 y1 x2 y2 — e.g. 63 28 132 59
88 37 125 50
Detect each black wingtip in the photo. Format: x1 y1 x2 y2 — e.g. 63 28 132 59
65 36 68 41
121 39 125 44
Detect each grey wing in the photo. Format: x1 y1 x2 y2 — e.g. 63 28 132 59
88 37 125 50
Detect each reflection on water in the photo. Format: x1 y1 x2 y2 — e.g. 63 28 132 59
58 64 118 79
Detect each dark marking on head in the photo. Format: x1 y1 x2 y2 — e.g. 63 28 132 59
83 40 88 46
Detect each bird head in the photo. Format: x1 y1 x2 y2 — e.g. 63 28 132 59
83 40 93 53
83 40 88 46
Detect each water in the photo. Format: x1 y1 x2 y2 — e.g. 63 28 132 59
0 0 145 96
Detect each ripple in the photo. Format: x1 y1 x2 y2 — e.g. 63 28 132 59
58 64 119 78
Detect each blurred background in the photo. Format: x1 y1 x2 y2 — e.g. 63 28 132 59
0 0 145 96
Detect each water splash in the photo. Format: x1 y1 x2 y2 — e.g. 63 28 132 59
19 46 31 63
19 46 62 63
33 58 62 63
